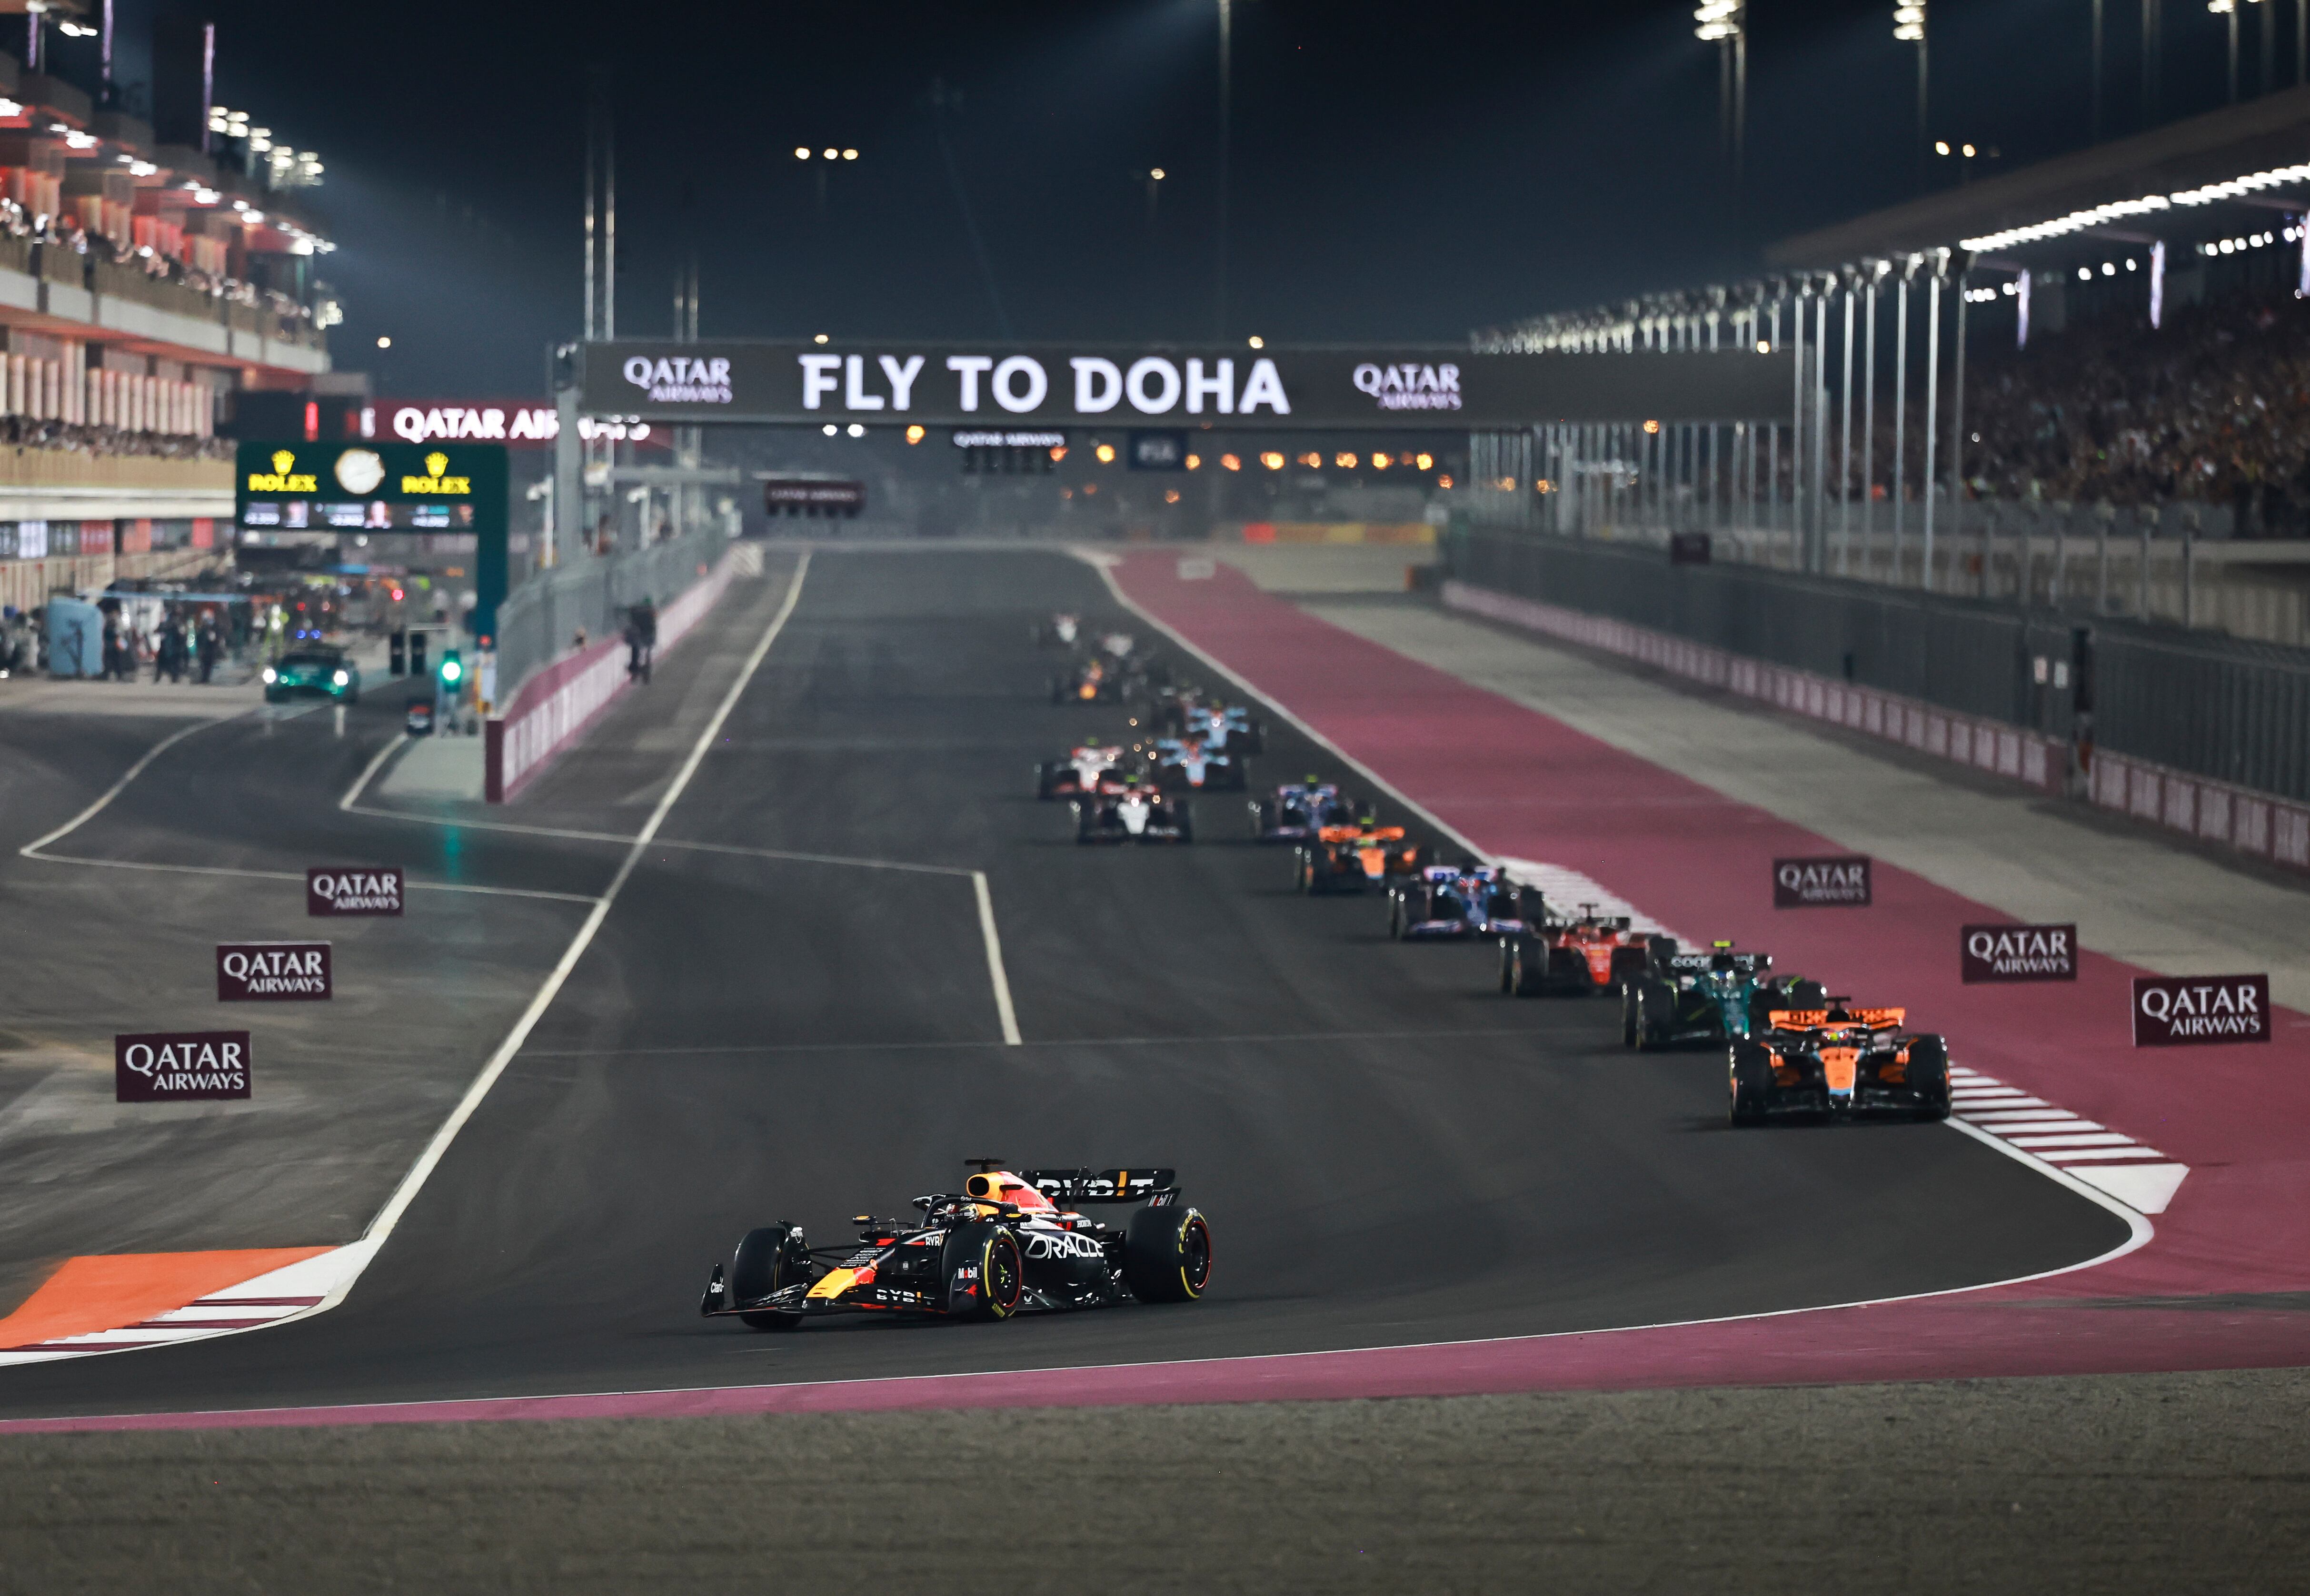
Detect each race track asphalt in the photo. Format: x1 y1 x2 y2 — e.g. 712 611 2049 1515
0 548 2129 1420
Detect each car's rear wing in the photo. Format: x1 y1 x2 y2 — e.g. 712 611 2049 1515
1768 1007 1906 1031
1318 824 1404 843
1667 951 1769 973
1026 1168 1179 1204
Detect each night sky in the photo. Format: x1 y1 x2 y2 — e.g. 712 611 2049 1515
80 1 2268 394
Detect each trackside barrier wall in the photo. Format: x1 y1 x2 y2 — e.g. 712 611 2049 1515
1441 576 2310 876
484 545 739 803
1446 525 2310 804
1441 580 2065 794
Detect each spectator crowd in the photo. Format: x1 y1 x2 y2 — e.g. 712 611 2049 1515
1946 294 2310 536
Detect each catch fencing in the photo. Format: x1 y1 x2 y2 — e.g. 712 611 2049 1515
1446 524 2310 808
492 528 727 710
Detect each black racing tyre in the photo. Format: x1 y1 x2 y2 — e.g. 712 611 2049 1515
1729 1043 1773 1127
1906 1034 1952 1120
730 1225 805 1331
1124 1206 1213 1304
1071 800 1097 844
1175 803 1195 843
1500 939 1518 995
1296 850 1320 894
1623 985 1643 1048
1505 940 1543 997
1608 945 1649 994
1247 800 1268 839
960 1227 1026 1319
1388 893 1406 940
1648 936 1680 964
1036 762 1059 800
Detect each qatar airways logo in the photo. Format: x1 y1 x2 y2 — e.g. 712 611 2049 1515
217 942 333 1002
115 1031 251 1102
307 867 405 917
1961 923 2078 983
2132 974 2270 1047
624 355 733 404
1773 855 1872 908
1354 361 1462 412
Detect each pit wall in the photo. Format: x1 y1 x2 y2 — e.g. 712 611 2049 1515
484 545 738 803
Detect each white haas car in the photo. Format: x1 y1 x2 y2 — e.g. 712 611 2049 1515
1073 775 1193 843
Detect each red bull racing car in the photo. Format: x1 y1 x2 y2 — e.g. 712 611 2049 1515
698 1162 1213 1329
1728 999 1953 1124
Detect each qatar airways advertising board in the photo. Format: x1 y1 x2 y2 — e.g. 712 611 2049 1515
578 341 1795 429
378 401 662 449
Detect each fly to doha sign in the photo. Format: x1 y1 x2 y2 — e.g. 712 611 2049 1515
579 342 1795 429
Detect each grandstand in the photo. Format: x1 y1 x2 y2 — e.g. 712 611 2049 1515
0 21 338 612
1471 85 2310 649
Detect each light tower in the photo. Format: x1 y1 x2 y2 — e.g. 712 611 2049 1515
1895 2 1929 188
1694 2 1747 194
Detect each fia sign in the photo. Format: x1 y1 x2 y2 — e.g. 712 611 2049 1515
217 942 332 1002
307 867 404 916
2132 974 2271 1047
1961 923 2078 983
115 1031 251 1102
1773 855 1872 908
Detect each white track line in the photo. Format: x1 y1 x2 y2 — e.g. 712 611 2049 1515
973 871 1022 1046
350 550 813 1262
19 714 240 859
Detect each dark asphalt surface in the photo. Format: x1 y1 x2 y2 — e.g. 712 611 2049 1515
0 548 2127 1419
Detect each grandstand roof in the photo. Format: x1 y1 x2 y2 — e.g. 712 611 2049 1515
1768 86 2310 268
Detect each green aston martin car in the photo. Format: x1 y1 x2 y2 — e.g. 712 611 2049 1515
263 647 361 704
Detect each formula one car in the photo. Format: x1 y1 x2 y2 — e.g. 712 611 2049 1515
1073 777 1194 843
1050 654 1134 704
1248 779 1362 843
1151 688 1265 754
698 1161 1213 1330
1620 942 1827 1050
1292 819 1420 893
1036 742 1130 801
1388 863 1527 940
1150 734 1247 793
1728 999 1952 1124
1499 903 1669 996
1032 612 1082 648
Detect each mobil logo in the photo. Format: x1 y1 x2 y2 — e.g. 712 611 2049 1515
307 866 405 917
115 1031 251 1102
1773 855 1872 908
217 942 333 1002
1961 923 2078 983
2132 974 2272 1047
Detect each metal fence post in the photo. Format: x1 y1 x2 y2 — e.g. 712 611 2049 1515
1893 264 1911 585
2139 507 2152 618
1921 259 1942 592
